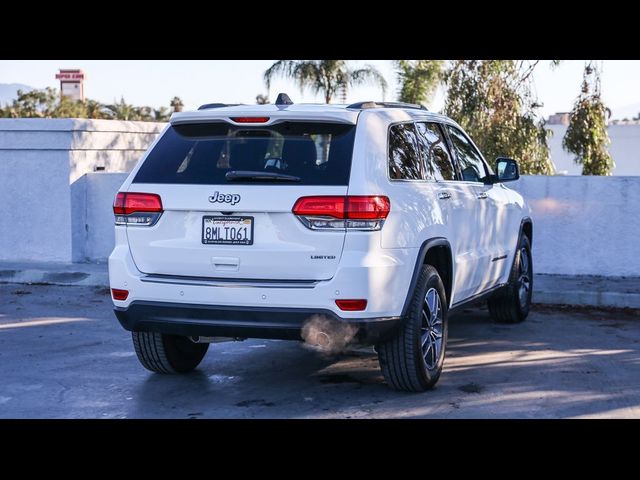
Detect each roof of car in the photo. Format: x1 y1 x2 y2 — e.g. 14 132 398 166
170 102 458 127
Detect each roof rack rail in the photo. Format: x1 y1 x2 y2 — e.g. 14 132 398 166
346 101 428 111
198 103 242 110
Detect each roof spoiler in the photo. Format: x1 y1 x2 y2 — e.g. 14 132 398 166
198 103 242 110
347 101 428 111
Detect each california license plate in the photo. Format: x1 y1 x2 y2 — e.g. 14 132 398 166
202 216 254 245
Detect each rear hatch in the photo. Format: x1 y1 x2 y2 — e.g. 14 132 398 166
124 116 356 281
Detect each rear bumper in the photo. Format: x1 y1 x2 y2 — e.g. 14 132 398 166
115 301 401 344
109 241 417 320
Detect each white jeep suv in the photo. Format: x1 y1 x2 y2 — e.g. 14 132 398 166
109 95 533 392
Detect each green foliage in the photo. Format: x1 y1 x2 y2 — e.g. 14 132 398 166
444 60 553 175
395 60 444 106
562 64 614 175
153 107 170 121
0 88 174 121
1 87 58 117
264 60 387 103
256 94 270 104
170 96 184 112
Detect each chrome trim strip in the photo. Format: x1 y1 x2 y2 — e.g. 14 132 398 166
140 274 320 289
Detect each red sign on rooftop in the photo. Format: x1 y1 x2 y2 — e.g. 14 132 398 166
56 69 85 81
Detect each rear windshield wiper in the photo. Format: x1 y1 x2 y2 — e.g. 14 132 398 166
225 170 301 182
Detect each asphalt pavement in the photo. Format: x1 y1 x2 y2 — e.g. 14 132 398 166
1 283 639 418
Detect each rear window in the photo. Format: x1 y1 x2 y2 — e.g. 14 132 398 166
133 121 356 185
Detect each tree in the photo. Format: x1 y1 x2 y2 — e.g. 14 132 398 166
562 63 614 175
256 94 270 104
133 106 153 121
54 96 87 118
395 60 444 106
106 97 136 120
170 96 184 112
3 87 58 117
153 106 171 121
263 60 387 104
0 88 174 122
85 99 109 119
444 60 553 175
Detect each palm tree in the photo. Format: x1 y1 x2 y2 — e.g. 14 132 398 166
170 96 184 112
153 106 170 121
264 60 387 104
395 60 444 106
106 97 136 120
133 106 153 121
85 99 107 119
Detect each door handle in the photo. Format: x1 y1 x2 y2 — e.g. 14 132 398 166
476 192 488 200
437 192 451 200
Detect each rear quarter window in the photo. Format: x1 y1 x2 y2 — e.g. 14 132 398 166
388 123 422 180
133 121 356 186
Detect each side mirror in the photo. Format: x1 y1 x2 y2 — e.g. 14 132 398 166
495 157 520 182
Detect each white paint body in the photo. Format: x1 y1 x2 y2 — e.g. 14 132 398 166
109 104 529 319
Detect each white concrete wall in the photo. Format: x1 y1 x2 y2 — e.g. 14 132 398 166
0 118 166 182
0 119 163 262
0 149 72 262
71 174 640 275
514 175 638 276
1 117 638 274
71 173 128 262
548 124 640 176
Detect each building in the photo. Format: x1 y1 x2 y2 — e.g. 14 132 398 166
547 112 571 125
547 124 640 175
55 69 85 101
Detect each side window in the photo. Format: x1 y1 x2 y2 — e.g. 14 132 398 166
415 122 456 181
388 123 421 180
446 125 488 182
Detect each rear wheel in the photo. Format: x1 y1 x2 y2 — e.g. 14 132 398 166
488 234 532 324
132 331 209 374
377 265 448 392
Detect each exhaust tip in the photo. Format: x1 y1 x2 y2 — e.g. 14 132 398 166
301 315 359 354
312 331 331 348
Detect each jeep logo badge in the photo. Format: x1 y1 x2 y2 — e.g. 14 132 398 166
209 192 241 205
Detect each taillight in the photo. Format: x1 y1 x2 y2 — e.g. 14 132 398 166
292 196 390 231
113 192 163 226
335 299 367 311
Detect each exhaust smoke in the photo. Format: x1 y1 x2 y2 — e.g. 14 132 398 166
301 315 359 354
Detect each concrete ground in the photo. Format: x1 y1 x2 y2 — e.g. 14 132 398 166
1 283 639 419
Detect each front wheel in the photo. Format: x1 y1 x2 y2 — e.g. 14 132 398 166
377 265 448 392
488 234 533 324
132 331 209 374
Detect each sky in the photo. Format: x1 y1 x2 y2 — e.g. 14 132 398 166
1 60 639 120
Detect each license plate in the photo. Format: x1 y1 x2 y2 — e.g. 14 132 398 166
202 216 254 245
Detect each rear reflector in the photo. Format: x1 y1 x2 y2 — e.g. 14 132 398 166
230 117 270 123
111 289 129 301
335 299 367 311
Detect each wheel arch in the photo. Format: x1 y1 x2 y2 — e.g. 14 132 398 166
401 237 453 316
521 217 533 246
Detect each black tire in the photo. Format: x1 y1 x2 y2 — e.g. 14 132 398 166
377 265 448 392
488 234 533 324
132 331 209 374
